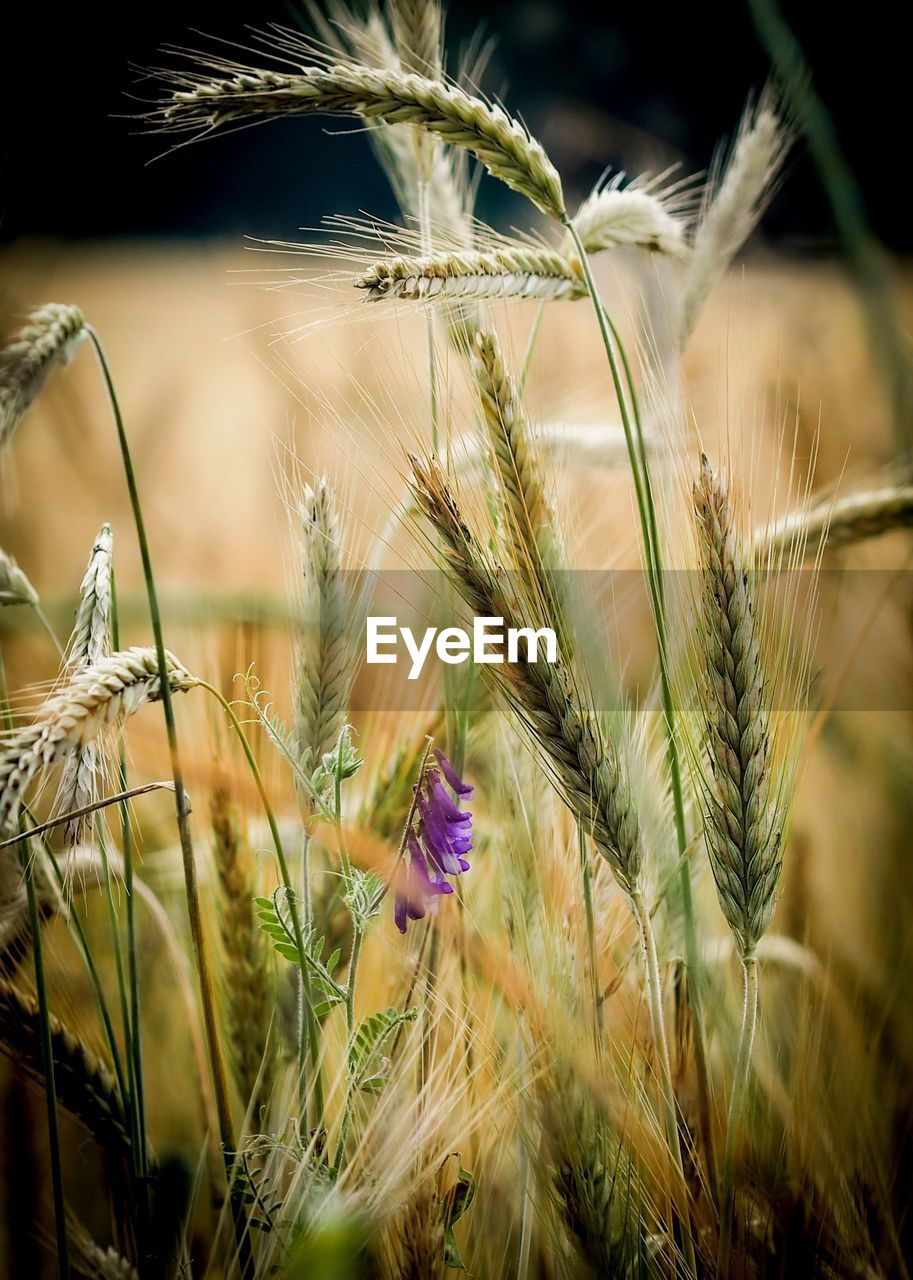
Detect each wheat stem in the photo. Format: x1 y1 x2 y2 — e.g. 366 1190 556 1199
717 954 758 1278
564 217 716 1199
21 839 71 1278
197 682 323 1124
85 330 252 1276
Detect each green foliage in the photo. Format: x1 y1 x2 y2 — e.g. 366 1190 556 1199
255 890 345 1015
347 1007 418 1093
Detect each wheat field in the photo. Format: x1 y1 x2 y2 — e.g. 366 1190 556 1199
1 4 912 1277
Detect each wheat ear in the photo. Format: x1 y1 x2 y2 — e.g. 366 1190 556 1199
0 304 86 446
471 329 558 575
357 245 584 302
0 976 130 1159
694 457 780 957
0 647 194 836
410 455 640 891
753 483 913 559
66 1217 138 1280
158 61 565 218
57 524 114 847
680 94 789 343
0 547 39 608
295 478 357 766
389 0 443 77
570 178 688 257
211 783 275 1108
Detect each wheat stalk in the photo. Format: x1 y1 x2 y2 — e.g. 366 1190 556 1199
357 246 584 301
0 304 86 446
0 547 39 608
570 177 688 258
57 524 114 847
211 782 275 1108
753 483 913 559
0 976 130 1159
680 94 789 343
157 60 566 218
0 647 195 836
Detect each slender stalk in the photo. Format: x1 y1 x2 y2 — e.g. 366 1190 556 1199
578 829 603 1049
21 840 71 1278
564 218 716 1191
0 781 177 850
111 570 150 1225
519 300 546 395
630 891 696 1277
86 330 252 1276
717 955 758 1278
32 602 64 658
197 681 324 1123
25 814 129 1120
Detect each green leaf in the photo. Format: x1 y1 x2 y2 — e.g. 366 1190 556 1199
348 1006 417 1091
441 1166 476 1271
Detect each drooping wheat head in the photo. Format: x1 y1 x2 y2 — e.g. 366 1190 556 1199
0 304 87 447
0 976 130 1160
0 547 39 608
570 173 690 258
753 482 913 560
154 59 566 219
0 647 195 836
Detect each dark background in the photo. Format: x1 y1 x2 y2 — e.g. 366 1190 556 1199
1 1 905 252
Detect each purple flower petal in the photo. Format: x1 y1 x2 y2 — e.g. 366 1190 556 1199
435 749 473 796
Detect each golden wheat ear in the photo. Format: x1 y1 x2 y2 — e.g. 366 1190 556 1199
0 304 86 447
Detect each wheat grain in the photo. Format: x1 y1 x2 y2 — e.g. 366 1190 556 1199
357 246 584 301
471 329 558 581
57 525 114 847
67 1218 138 1280
694 456 780 957
295 478 357 766
0 304 86 447
0 548 39 608
571 177 688 258
753 484 913 559
0 976 130 1158
0 648 195 836
158 61 566 218
211 783 275 1107
389 0 443 78
409 456 642 893
680 94 789 343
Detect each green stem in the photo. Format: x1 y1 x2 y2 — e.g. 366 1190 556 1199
631 891 696 1278
111 568 151 1232
21 841 71 1278
26 817 130 1125
564 219 716 1192
330 923 364 1174
32 602 64 658
197 681 323 1124
717 954 758 1279
578 829 603 1049
86 330 252 1277
519 300 546 395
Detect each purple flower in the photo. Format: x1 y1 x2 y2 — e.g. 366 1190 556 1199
394 755 473 934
